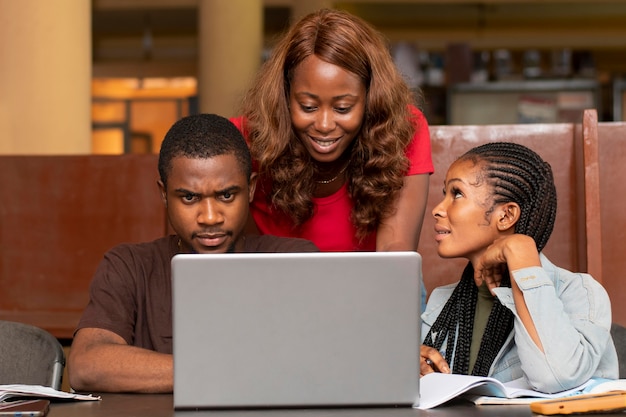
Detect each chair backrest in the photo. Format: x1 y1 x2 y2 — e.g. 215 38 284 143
0 320 65 389
581 109 602 283
0 154 167 339
580 110 626 327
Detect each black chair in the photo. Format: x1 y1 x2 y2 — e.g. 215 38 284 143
610 322 626 379
0 320 65 389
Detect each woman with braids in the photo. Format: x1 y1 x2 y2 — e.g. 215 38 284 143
420 142 617 393
231 8 433 256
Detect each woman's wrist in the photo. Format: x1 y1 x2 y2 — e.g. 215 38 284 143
504 235 542 272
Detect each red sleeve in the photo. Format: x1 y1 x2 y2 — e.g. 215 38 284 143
230 115 260 172
229 115 245 133
405 105 434 175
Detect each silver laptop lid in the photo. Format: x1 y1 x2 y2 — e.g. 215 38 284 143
172 251 421 409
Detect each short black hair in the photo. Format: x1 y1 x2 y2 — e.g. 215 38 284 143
158 113 252 187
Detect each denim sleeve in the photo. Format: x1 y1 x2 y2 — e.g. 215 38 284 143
492 263 613 393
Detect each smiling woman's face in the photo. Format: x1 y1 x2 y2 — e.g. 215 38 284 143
288 55 366 164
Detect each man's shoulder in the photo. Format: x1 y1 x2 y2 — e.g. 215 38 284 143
244 235 319 253
105 235 177 260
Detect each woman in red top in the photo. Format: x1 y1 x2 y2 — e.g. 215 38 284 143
232 8 433 252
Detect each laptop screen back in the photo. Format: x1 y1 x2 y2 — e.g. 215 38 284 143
172 251 421 409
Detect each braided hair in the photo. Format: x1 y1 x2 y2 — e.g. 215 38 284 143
424 141 558 376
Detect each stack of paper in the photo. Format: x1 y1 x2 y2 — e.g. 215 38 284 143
0 385 100 402
416 373 598 409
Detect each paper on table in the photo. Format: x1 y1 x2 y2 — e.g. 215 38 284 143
468 378 626 406
586 378 626 394
0 384 100 402
467 395 551 405
415 373 594 409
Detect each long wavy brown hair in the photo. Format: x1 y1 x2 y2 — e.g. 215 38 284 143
240 8 419 240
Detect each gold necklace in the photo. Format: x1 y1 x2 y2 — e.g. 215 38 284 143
315 161 350 184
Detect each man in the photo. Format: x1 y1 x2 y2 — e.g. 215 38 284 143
68 114 318 393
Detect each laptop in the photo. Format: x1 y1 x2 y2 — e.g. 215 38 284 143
171 251 421 409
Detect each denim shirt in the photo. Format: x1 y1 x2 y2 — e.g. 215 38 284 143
421 254 618 393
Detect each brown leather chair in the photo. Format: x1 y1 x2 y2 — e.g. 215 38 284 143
580 109 626 327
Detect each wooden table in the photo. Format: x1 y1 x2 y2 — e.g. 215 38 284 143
46 393 621 417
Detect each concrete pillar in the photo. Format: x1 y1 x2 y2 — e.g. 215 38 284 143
197 0 262 118
0 0 91 154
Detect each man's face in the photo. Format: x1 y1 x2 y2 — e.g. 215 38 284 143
158 154 256 254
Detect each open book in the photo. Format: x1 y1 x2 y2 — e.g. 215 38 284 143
0 385 100 402
469 378 626 405
415 373 601 409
